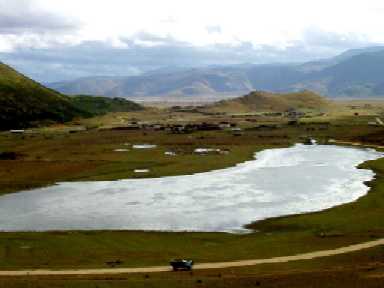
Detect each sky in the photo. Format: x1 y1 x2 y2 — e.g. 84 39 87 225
1 0 384 82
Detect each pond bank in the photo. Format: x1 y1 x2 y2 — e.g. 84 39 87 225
0 144 381 232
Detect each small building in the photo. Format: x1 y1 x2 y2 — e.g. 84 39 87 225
134 169 150 173
285 108 305 118
218 122 232 129
10 130 25 134
194 148 221 155
111 125 140 131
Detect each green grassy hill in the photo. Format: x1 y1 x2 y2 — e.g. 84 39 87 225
69 95 143 116
0 62 143 130
205 90 331 113
0 62 91 130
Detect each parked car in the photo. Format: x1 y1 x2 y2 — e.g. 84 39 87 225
170 259 194 271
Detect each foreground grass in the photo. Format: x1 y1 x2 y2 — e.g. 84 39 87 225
0 230 361 270
1 246 384 287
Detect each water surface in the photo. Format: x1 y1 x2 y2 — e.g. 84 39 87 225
0 144 381 232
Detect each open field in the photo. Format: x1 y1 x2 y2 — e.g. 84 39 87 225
1 102 384 286
1 238 384 275
1 245 384 287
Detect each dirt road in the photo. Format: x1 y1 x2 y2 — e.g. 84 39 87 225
329 140 384 149
0 238 383 276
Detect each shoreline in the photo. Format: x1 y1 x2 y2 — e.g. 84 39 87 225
0 142 381 234
0 143 266 197
246 140 384 230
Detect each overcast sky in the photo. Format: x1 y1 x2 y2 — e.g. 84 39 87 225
1 0 384 82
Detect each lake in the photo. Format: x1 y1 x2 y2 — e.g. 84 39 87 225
0 144 382 232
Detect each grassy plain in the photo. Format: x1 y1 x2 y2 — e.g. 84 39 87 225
1 246 384 287
1 102 384 287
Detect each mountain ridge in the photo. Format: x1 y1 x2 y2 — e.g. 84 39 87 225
48 46 384 99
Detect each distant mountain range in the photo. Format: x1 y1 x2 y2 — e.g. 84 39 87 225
48 46 384 99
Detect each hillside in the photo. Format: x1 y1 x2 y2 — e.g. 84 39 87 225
205 90 330 113
0 62 144 130
309 50 384 96
69 95 143 115
48 46 384 99
0 62 91 130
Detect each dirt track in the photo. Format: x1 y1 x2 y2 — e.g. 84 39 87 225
0 238 383 276
330 140 384 149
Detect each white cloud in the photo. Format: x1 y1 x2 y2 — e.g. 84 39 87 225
0 0 81 51
28 0 384 46
2 0 384 51
0 0 80 34
2 0 384 81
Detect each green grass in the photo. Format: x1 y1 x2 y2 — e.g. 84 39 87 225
69 95 143 115
0 246 383 288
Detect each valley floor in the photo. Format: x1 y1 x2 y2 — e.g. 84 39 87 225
1 106 384 286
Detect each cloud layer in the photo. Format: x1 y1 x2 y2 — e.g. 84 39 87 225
1 29 374 83
0 0 79 35
0 0 382 82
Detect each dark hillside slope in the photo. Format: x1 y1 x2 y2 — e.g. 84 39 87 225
0 62 90 130
319 51 384 96
69 95 143 115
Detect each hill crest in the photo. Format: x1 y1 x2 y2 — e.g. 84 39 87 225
205 90 330 113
